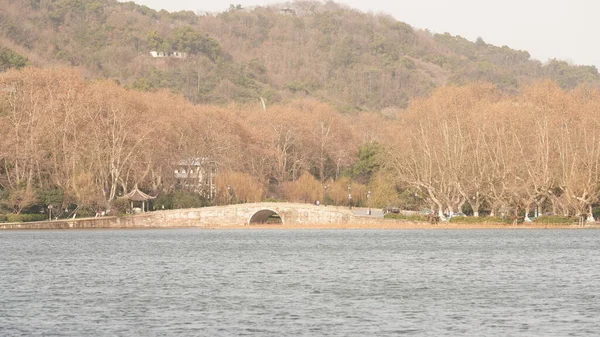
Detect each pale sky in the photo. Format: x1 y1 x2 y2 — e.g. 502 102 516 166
122 0 599 68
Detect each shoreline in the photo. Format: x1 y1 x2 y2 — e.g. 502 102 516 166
2 223 597 230
2 212 599 230
203 222 599 230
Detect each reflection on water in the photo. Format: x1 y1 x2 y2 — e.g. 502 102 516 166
1 229 600 336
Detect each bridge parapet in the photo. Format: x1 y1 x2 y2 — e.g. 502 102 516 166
149 202 356 226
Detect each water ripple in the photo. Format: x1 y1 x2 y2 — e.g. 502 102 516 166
1 229 600 336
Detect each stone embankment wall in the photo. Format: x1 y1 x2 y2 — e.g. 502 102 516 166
0 214 200 230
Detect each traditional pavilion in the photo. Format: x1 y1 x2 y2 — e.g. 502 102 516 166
120 185 156 213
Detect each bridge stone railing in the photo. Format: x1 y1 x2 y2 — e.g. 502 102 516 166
155 202 356 226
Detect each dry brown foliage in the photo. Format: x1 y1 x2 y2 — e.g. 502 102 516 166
215 171 264 204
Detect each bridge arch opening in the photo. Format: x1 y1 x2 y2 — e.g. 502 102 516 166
248 209 284 225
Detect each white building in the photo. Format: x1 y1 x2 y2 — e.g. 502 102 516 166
149 51 188 58
174 158 217 199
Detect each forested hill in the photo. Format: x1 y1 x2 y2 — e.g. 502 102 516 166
2 0 599 111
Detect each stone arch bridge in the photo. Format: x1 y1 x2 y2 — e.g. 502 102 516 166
151 202 357 226
0 203 384 230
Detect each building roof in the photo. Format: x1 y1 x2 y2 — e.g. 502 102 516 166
120 185 156 201
178 157 214 166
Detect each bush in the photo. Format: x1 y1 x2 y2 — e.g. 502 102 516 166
6 214 48 223
172 191 207 209
74 207 97 218
112 198 131 215
153 191 212 210
0 214 7 223
37 188 64 207
264 197 285 202
533 216 577 224
154 193 174 210
384 213 428 222
449 216 509 224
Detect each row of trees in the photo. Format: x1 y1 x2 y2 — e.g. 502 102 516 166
2 67 600 220
0 67 382 215
387 81 600 219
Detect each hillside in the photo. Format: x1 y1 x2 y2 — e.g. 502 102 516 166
1 0 599 111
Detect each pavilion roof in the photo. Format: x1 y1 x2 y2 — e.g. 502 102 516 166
120 186 156 201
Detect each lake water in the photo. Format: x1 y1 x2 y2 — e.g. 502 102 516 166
1 229 599 336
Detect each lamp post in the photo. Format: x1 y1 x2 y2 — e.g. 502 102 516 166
367 190 371 215
348 184 352 209
414 192 418 210
48 205 53 221
323 184 328 207
227 185 232 205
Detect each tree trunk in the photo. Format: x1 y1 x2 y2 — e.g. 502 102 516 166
524 206 532 222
